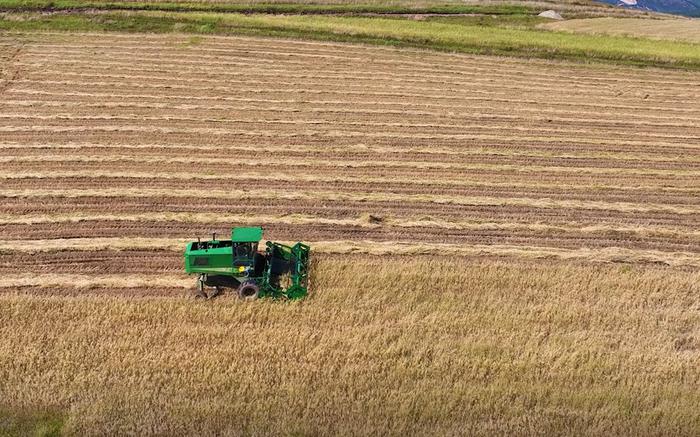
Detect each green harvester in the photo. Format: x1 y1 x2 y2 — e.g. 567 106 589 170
184 226 310 300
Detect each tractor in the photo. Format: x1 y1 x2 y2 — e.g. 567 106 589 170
184 226 310 300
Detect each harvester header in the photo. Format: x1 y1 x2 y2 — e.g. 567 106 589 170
184 226 310 300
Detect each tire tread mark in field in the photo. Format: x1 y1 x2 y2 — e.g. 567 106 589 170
0 42 23 96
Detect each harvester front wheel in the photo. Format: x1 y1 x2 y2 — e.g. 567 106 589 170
238 280 259 300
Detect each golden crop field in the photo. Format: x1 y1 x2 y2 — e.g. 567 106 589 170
543 17 700 44
0 32 699 435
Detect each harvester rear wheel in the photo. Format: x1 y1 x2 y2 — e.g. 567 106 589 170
238 280 259 300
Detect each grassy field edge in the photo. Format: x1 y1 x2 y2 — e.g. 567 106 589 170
0 407 64 437
0 0 535 15
2 11 700 69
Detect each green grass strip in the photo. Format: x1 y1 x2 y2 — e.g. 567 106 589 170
0 0 535 15
0 406 64 437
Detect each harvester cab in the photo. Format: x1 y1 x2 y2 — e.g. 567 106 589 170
184 226 310 300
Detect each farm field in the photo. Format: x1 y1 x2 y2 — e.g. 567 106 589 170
0 0 651 18
542 17 700 43
0 31 699 434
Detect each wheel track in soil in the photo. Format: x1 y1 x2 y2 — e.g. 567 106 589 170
6 77 700 112
8 88 700 122
3 211 698 239
3 188 698 216
1 239 698 277
3 129 697 154
9 74 700 105
0 42 23 95
3 151 700 176
4 142 699 164
2 197 698 229
1 220 698 253
8 84 700 116
0 250 681 276
4 103 699 130
5 169 698 193
3 147 700 170
16 69 700 103
4 99 700 128
3 176 699 204
2 113 698 143
2 127 697 152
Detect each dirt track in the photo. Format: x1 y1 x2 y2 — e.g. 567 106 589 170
0 32 699 294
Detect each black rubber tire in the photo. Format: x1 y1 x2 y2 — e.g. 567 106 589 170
238 280 260 300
